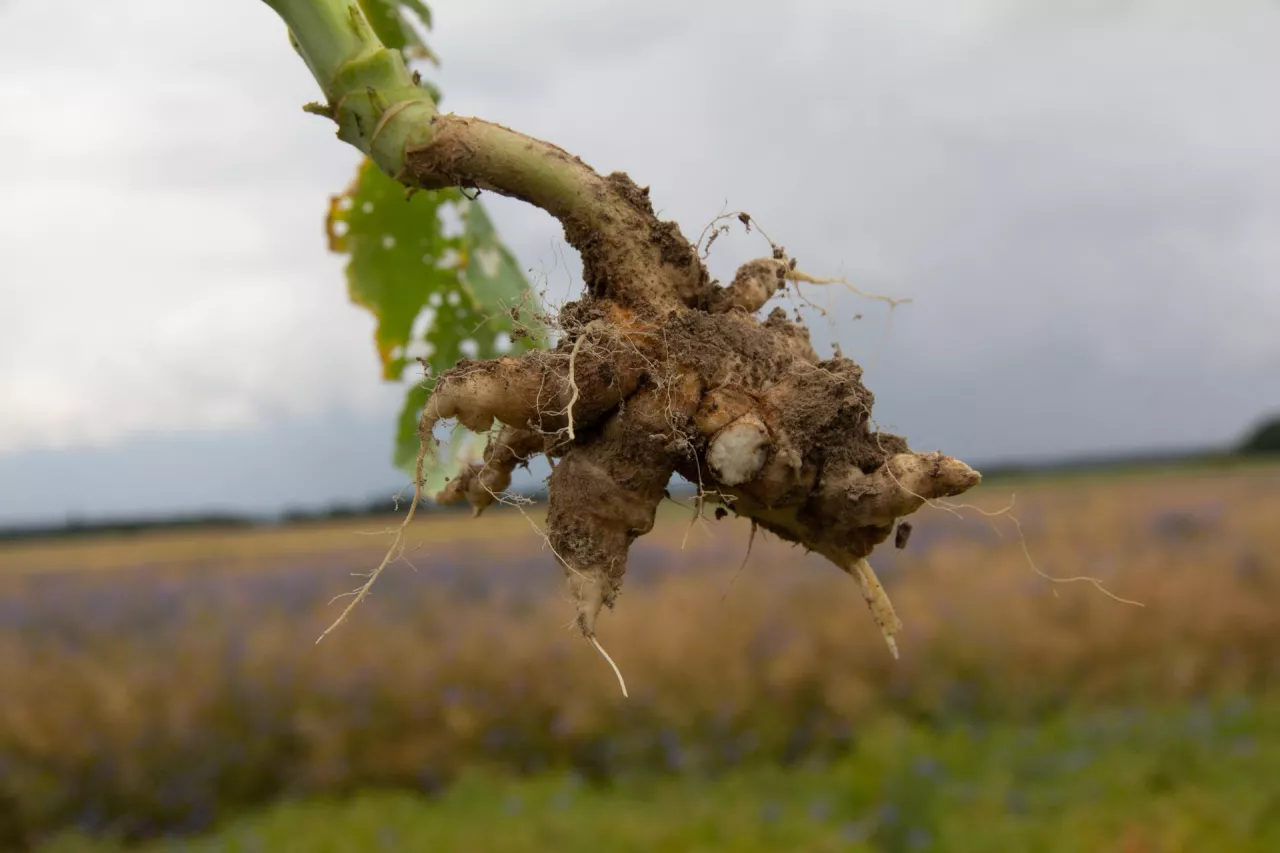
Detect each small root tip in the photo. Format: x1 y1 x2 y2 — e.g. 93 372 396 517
936 456 982 494
848 557 904 659
589 635 628 698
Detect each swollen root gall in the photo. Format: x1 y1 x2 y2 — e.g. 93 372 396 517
368 170 982 689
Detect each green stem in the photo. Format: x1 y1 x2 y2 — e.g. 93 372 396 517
266 0 370 91
262 0 436 176
259 0 703 311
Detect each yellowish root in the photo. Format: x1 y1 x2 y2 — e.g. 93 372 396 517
848 557 902 659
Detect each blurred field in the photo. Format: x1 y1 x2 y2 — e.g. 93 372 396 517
2 463 1279 850
40 698 1280 853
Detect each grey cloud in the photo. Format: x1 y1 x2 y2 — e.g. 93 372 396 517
0 0 1277 521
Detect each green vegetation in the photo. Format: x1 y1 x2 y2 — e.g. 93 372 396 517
1239 415 1280 456
39 698 1280 852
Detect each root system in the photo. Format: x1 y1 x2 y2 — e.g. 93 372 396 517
337 165 982 680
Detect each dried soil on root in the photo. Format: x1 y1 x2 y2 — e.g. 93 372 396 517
345 169 981 678
431 304 977 664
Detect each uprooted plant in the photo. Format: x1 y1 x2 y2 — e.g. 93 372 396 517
263 0 982 684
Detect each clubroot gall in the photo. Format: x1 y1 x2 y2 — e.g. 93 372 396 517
265 0 983 688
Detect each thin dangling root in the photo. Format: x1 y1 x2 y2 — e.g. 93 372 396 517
785 269 913 309
316 411 439 643
589 635 629 698
720 519 757 603
316 485 420 643
848 557 902 659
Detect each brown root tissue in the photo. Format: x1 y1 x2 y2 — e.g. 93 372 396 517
426 170 980 659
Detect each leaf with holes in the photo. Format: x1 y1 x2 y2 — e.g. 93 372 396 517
458 199 548 346
389 275 524 482
329 159 545 480
404 250 533 479
327 159 463 380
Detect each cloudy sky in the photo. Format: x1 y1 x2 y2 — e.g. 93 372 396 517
1 0 1278 524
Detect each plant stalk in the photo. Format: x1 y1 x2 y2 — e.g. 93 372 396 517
262 0 436 177
260 0 703 311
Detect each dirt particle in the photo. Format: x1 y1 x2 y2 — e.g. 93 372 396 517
604 171 656 216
